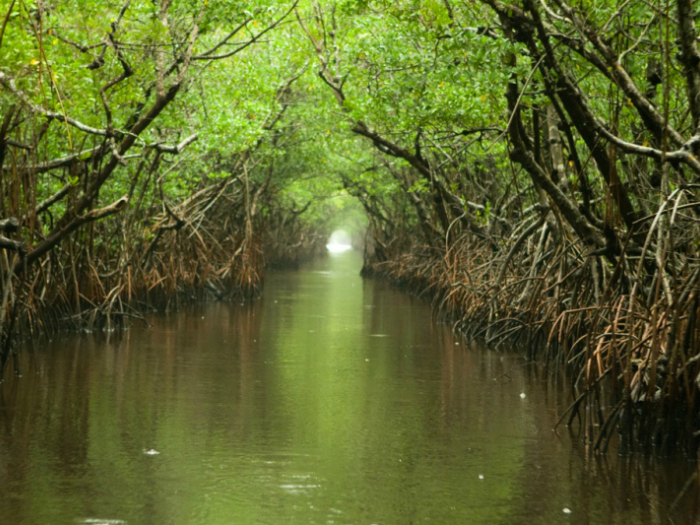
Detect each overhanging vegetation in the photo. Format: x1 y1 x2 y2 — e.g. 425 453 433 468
2 0 700 455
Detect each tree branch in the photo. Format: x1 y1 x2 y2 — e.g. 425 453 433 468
676 0 700 131
0 73 110 136
153 133 199 154
20 195 129 268
1 146 104 173
193 1 299 61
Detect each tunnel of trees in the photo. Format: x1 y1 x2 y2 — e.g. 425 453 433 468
2 0 700 455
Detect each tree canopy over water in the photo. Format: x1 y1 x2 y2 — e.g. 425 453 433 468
2 0 700 454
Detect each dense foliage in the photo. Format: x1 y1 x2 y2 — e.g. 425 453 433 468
3 0 700 454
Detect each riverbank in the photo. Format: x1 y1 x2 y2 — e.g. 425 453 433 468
362 238 700 458
2 249 698 524
0 215 329 378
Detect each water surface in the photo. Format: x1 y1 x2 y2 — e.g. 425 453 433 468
0 250 697 524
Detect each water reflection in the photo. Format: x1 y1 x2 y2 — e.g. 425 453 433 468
0 251 697 524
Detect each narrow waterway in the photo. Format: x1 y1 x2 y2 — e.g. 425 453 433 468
0 250 697 524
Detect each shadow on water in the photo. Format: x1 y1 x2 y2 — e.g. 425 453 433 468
0 249 698 524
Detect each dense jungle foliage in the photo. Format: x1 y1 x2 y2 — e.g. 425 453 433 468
3 0 700 455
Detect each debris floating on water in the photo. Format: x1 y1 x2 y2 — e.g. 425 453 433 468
478 474 484 480
143 449 160 455
520 393 526 399
563 508 572 514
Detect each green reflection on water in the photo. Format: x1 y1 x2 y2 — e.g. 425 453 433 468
0 250 695 524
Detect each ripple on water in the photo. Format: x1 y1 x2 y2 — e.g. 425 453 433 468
75 518 127 525
4 250 698 525
278 472 323 495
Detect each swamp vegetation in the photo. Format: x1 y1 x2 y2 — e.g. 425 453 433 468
2 0 700 461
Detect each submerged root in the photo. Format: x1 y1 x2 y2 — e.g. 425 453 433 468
0 174 326 364
363 232 700 456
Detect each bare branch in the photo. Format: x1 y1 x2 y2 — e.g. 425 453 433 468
0 73 110 136
53 31 106 53
153 133 199 154
0 235 26 253
101 17 135 129
193 1 299 61
195 17 253 58
0 0 17 51
5 139 31 150
29 184 72 217
539 0 570 23
0 146 104 173
593 118 700 174
21 195 130 268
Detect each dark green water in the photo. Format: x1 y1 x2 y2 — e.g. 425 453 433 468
0 250 697 524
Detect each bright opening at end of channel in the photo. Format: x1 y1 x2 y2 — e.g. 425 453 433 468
326 230 353 253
